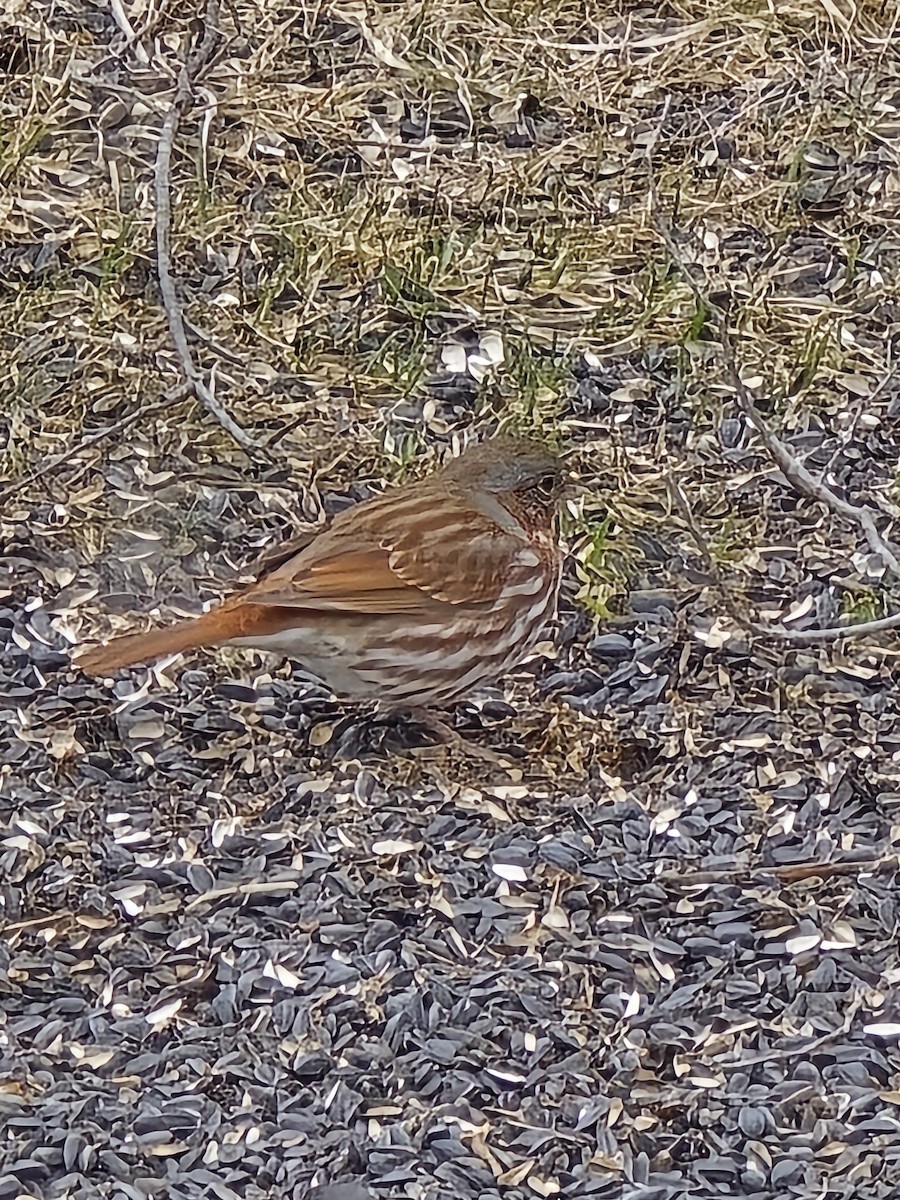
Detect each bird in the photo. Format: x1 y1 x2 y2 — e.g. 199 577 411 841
76 434 565 709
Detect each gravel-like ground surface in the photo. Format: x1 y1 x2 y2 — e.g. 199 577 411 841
4 1 900 1198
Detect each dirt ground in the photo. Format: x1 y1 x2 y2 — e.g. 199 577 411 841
3 1 900 1198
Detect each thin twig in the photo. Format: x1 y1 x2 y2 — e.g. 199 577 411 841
715 1003 865 1071
666 475 715 569
716 1024 858 1071
0 386 191 507
154 0 260 452
182 314 247 366
766 610 900 643
656 856 893 887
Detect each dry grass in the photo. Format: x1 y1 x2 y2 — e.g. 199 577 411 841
2 0 899 625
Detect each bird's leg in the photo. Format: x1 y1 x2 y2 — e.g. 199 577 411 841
393 705 513 767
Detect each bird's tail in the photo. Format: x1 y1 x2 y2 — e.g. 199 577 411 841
75 613 223 677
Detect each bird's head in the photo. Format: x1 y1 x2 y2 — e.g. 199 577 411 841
440 435 565 534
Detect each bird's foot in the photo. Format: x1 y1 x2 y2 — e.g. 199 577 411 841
321 705 517 767
395 706 515 767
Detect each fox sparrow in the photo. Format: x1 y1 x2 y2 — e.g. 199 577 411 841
77 435 565 706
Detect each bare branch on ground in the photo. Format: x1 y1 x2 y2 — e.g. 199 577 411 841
154 0 261 453
656 855 894 886
767 610 900 642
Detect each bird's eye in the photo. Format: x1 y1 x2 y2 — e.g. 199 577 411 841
534 473 557 496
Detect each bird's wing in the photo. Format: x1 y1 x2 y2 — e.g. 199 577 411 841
238 488 529 614
243 527 321 577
